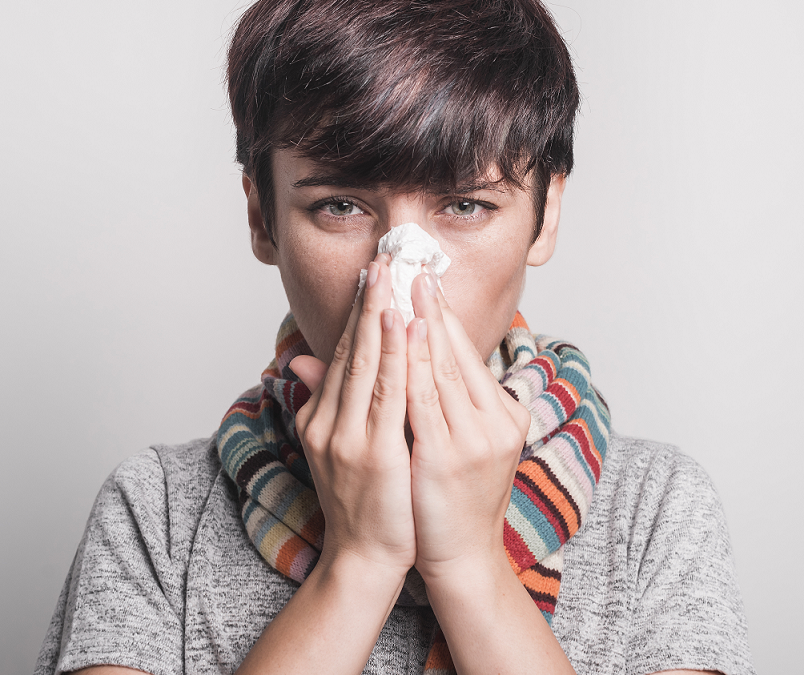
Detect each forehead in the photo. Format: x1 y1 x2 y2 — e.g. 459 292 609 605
274 149 515 195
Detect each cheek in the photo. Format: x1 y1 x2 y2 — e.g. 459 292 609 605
278 231 373 361
440 244 528 359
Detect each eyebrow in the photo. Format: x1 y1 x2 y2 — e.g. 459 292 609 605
292 174 380 191
450 181 506 194
292 174 506 195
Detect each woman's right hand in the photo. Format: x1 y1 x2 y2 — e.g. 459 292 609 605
236 258 415 674
290 253 416 580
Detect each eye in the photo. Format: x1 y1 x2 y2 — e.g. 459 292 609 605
444 200 485 217
323 200 365 216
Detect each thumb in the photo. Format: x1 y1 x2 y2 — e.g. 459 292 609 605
289 355 328 394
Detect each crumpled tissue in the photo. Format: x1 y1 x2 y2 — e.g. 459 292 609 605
358 222 450 326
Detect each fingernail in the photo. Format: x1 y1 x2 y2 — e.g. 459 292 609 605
377 252 391 265
367 261 379 288
418 318 428 341
382 309 394 332
424 272 437 298
287 357 299 376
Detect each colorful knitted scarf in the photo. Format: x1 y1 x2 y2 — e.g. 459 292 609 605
218 312 610 673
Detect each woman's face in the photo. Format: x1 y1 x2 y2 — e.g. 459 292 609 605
247 149 563 363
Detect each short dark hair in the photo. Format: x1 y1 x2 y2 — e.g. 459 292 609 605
227 0 580 243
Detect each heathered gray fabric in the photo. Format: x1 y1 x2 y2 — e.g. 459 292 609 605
35 433 755 675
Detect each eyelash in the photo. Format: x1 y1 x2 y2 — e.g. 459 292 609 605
309 195 498 220
309 196 366 217
441 199 497 218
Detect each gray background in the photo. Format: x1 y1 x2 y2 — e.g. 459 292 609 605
1 1 801 672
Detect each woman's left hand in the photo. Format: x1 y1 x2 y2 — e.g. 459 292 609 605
405 270 532 583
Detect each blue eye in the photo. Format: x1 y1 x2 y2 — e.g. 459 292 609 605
445 200 484 216
324 201 364 216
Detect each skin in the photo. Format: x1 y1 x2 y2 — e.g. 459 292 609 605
255 150 561 366
71 151 718 675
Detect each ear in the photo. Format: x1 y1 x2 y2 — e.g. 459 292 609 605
527 174 566 267
243 173 277 265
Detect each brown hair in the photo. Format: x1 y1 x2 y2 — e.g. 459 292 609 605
227 0 580 242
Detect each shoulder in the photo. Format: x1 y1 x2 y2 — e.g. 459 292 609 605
102 435 220 509
108 434 219 489
570 432 731 564
556 434 755 674
603 433 722 514
35 435 229 675
592 433 731 565
78 434 224 571
607 433 712 485
98 435 223 553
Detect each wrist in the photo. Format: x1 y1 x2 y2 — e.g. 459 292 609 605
418 549 513 596
315 548 410 597
419 553 574 675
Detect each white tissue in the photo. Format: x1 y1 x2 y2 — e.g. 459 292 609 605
358 222 451 326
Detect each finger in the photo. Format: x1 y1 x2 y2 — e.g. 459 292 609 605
289 355 328 394
422 271 509 413
299 253 389 442
493 378 533 434
313 252 392 433
406 317 449 445
338 256 394 428
289 355 328 437
314 282 365 426
367 307 408 435
435 296 530 429
421 275 530 440
409 272 475 427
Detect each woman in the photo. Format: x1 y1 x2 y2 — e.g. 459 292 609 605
36 1 754 673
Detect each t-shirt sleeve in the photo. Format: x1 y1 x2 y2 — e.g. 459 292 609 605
35 450 184 675
625 451 754 675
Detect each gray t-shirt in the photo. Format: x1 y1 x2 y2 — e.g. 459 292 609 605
35 433 755 675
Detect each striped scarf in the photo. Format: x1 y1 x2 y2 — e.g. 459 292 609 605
218 312 610 672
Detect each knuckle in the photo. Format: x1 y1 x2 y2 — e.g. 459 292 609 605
361 296 380 316
295 405 310 433
328 431 355 463
415 348 432 366
436 359 462 384
464 443 491 470
503 428 525 455
469 349 485 367
302 422 328 454
372 371 398 405
492 421 525 460
475 434 495 456
515 407 532 434
332 331 353 365
416 385 440 409
345 350 371 379
381 334 402 357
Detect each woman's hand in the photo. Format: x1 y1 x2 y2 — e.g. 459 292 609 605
236 257 416 675
251 262 574 675
290 253 416 579
405 270 532 583
402 272 578 675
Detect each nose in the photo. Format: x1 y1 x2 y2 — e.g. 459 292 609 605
379 192 435 236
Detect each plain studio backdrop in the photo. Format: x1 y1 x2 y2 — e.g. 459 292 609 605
1 1 801 672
